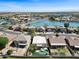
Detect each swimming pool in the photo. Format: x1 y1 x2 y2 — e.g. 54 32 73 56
28 19 79 27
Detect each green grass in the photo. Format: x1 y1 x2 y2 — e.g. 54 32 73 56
0 58 79 59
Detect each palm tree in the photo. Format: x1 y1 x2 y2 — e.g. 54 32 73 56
28 44 37 53
28 28 36 37
64 22 69 33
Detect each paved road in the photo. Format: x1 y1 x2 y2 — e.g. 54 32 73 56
0 27 79 37
36 32 79 37
0 29 21 35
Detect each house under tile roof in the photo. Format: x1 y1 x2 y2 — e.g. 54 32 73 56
66 37 79 48
49 36 66 46
15 34 31 42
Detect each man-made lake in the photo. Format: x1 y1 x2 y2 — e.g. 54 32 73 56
28 19 79 27
0 19 15 26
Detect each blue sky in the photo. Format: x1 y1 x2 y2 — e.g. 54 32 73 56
0 0 79 12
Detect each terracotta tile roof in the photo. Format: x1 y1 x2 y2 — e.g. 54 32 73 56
49 36 66 46
66 37 79 48
15 34 31 42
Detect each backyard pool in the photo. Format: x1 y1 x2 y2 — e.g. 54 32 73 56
28 19 79 27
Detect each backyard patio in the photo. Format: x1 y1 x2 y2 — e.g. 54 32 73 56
50 47 71 56
27 47 49 56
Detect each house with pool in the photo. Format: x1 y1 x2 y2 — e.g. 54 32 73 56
32 36 48 47
27 36 49 56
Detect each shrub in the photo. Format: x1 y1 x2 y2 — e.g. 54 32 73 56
76 26 79 34
7 50 13 55
55 33 59 37
49 17 55 21
28 44 37 53
28 29 36 36
8 26 13 30
23 28 29 32
0 37 8 49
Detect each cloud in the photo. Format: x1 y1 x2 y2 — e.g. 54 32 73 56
0 2 27 12
0 1 79 12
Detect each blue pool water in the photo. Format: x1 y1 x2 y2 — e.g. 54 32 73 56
28 19 79 27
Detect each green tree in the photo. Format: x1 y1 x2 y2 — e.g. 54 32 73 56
49 17 55 21
55 33 59 37
28 28 36 37
0 16 3 19
76 26 79 34
64 22 69 33
0 37 8 49
28 44 37 53
64 22 69 28
8 26 13 30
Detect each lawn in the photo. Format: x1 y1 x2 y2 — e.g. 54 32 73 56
0 58 79 59
50 47 71 56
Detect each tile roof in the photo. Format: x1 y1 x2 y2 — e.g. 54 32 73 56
15 34 31 41
66 37 79 48
49 36 66 46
